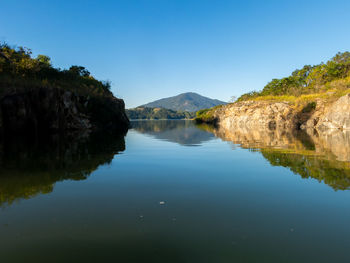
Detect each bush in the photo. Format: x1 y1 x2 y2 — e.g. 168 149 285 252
302 102 317 113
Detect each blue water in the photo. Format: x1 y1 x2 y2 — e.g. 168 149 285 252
0 120 349 262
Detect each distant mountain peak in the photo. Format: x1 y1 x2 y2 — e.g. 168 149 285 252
140 92 226 112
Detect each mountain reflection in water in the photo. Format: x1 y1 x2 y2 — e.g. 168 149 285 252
207 125 350 191
0 132 126 206
131 120 215 146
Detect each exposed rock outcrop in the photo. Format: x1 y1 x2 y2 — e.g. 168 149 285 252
205 94 350 132
0 87 129 137
303 94 350 130
209 100 297 131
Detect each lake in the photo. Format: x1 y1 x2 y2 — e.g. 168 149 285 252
1 120 350 263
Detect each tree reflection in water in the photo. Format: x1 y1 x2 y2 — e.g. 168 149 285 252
0 131 126 206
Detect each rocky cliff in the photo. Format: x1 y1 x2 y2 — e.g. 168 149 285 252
302 94 350 130
201 93 350 132
0 87 129 137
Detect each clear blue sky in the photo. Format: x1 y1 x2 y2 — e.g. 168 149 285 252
1 0 350 108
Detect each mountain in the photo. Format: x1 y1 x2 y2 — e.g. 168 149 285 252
141 92 226 112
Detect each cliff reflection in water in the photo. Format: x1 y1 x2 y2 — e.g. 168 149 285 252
0 132 126 206
131 120 214 146
203 124 350 191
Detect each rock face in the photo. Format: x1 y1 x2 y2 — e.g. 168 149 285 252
307 94 350 130
0 87 129 136
211 100 297 131
210 94 350 132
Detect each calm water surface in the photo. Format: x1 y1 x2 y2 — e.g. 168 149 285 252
1 120 350 263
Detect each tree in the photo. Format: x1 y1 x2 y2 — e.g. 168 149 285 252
229 96 237 103
69 66 90 77
102 80 111 90
36 55 51 66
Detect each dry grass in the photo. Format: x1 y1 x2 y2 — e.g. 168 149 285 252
248 88 350 105
241 76 350 106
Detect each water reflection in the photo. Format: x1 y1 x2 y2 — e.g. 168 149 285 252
131 120 214 146
0 132 126 206
1 121 350 262
205 124 350 190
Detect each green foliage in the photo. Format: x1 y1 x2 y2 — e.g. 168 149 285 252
236 91 260 102
195 104 224 123
237 51 350 101
0 42 112 98
68 65 90 77
302 101 317 113
126 107 195 120
36 54 51 66
196 108 211 117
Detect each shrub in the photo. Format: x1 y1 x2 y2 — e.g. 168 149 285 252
302 102 317 113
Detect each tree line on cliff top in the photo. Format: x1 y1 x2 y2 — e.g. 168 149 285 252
238 51 350 101
0 42 112 98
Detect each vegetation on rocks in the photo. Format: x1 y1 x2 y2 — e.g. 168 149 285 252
0 42 112 97
0 43 129 134
195 52 350 130
195 105 224 123
237 51 350 103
